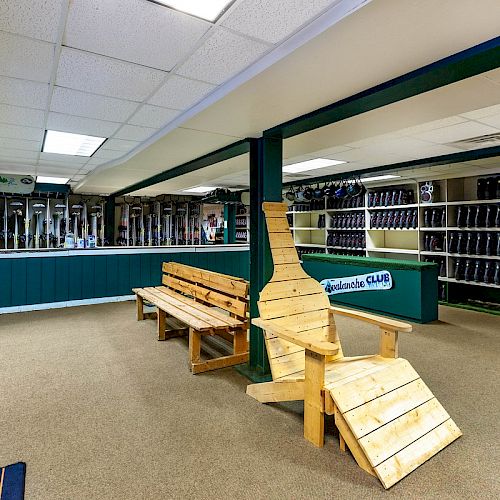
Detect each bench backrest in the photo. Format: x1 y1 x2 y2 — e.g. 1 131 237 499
257 202 343 381
162 262 249 321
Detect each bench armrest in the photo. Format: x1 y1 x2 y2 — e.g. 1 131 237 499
331 306 412 333
252 318 339 356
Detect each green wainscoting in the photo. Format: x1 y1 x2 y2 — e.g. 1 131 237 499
0 248 249 308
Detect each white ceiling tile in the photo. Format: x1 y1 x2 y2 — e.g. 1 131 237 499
0 103 45 128
148 75 216 110
222 0 333 44
47 112 121 137
0 148 38 160
0 156 36 166
92 149 125 160
70 174 86 181
36 164 81 175
0 32 54 82
459 103 500 120
128 105 180 128
65 0 209 71
50 87 139 122
0 0 65 43
474 113 500 129
114 124 157 141
102 138 139 152
0 76 49 109
395 116 469 137
56 48 167 101
176 28 269 85
39 152 90 165
0 163 35 174
0 123 43 141
357 137 464 158
413 121 499 144
85 158 107 168
481 68 500 84
0 137 41 152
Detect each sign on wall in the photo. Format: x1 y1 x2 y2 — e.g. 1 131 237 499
321 270 393 295
0 174 35 194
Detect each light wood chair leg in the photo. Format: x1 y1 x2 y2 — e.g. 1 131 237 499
136 295 144 321
303 349 326 448
233 328 248 355
189 328 202 371
157 308 166 341
339 434 346 452
379 328 398 358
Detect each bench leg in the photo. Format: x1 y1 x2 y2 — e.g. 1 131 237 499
157 308 166 341
189 328 202 369
136 295 144 321
233 328 248 355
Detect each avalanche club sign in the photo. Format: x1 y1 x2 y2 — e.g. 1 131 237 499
321 270 393 295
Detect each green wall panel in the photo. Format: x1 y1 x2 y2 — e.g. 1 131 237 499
0 249 249 308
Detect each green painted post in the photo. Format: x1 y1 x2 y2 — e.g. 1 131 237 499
224 204 236 244
245 136 283 380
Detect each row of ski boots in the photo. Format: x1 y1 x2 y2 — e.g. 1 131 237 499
367 189 415 208
297 247 322 259
327 248 365 256
327 194 364 210
329 212 365 229
370 209 418 229
454 258 500 285
423 208 446 228
423 233 445 252
448 231 499 256
455 204 500 228
477 176 500 200
327 231 366 249
422 256 446 277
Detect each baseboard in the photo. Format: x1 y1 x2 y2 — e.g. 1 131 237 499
0 295 135 315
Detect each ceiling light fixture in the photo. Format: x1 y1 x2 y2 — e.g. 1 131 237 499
150 0 234 22
36 176 69 185
183 186 220 193
361 174 401 183
283 158 346 174
42 130 106 157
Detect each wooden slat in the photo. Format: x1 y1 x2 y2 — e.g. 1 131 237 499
332 306 412 333
259 278 325 301
269 236 296 249
191 353 248 374
246 380 304 403
157 287 243 328
266 217 292 233
344 379 435 439
259 293 330 320
329 359 419 413
375 419 462 489
358 398 450 467
271 350 305 380
269 263 310 282
162 276 247 318
325 356 391 387
136 288 212 331
266 337 304 359
163 262 248 298
144 287 230 329
270 247 300 265
271 310 330 332
262 201 288 212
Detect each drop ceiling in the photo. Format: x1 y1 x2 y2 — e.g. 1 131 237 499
0 0 499 196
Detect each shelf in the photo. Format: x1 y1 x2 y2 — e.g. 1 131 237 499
368 228 418 231
439 277 500 288
291 227 324 230
327 227 364 231
328 246 365 251
447 199 500 206
367 247 419 255
326 207 365 212
295 243 326 248
419 202 447 206
235 227 249 230
287 209 325 214
367 203 418 210
448 253 500 260
447 227 500 232
420 251 447 256
420 227 446 231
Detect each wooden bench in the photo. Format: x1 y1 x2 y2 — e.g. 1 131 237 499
133 262 249 374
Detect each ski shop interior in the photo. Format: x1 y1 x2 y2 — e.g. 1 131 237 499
0 1 499 499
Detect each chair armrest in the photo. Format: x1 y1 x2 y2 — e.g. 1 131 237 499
252 318 339 356
331 306 412 333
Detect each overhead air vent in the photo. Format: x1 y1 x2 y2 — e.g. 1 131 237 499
447 133 500 150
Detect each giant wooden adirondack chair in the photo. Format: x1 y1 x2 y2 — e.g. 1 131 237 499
248 202 461 489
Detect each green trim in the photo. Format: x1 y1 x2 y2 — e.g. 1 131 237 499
34 183 70 194
111 139 250 197
302 253 437 271
440 302 500 316
266 37 500 139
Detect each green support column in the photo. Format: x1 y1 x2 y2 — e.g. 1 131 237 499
241 136 283 381
223 204 236 244
104 196 116 246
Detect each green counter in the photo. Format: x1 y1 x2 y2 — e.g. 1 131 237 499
302 254 438 323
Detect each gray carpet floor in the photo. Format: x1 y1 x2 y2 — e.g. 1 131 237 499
0 302 499 499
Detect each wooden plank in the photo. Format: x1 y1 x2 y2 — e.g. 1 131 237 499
144 287 229 329
271 350 305 380
271 310 330 332
269 263 311 282
270 247 300 265
259 293 330 320
267 337 305 359
266 217 292 233
189 328 201 365
259 278 325 301
191 352 248 374
268 231 295 250
157 308 166 341
358 398 451 467
162 276 247 318
136 294 144 321
329 359 419 414
344 379 435 439
375 419 462 489
157 287 243 328
379 329 398 358
137 288 212 331
246 380 304 403
262 201 288 212
233 329 248 354
304 350 326 447
332 306 413 333
163 262 248 298
325 356 391 387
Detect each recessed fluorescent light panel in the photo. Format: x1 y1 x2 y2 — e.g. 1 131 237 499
361 174 401 183
151 0 234 21
283 158 346 174
183 186 219 193
42 130 106 157
36 176 69 185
